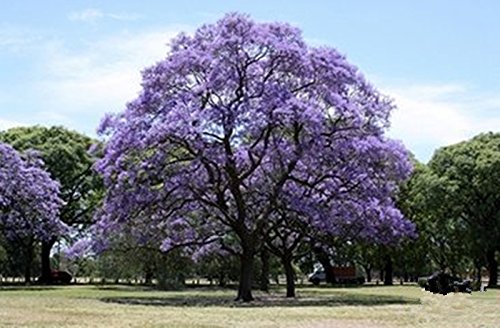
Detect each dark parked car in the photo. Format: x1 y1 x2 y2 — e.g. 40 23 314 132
421 272 472 295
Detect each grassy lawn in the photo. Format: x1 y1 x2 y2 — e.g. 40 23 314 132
0 284 498 327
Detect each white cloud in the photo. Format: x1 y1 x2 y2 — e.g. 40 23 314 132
68 8 141 24
382 81 500 162
35 25 190 121
0 23 191 137
0 24 41 51
68 8 103 23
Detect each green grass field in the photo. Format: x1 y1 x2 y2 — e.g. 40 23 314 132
0 284 498 327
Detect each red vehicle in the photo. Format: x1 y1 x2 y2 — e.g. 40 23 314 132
50 270 73 284
308 265 364 285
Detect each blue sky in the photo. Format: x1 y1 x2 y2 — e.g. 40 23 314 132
1 1 499 162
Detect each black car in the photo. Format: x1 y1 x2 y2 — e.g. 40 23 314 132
422 272 472 295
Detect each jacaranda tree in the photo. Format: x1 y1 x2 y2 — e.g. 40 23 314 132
0 143 64 283
94 13 415 301
0 126 101 283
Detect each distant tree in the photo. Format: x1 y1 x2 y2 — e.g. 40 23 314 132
391 238 433 282
193 244 240 287
0 143 64 283
428 132 500 287
398 161 470 276
353 242 377 283
0 126 101 283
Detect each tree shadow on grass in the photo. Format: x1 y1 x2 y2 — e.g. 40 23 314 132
101 293 420 308
0 285 57 292
94 285 159 292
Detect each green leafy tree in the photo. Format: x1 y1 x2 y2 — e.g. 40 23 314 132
394 162 432 281
352 242 378 283
429 132 500 287
0 126 101 283
194 250 240 287
399 161 470 276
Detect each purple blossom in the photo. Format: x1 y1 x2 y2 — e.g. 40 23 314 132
64 237 93 259
88 13 416 300
0 143 64 242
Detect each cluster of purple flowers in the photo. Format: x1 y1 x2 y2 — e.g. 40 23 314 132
0 143 65 243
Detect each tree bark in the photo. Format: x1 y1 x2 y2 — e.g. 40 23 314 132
218 271 226 287
236 247 255 302
259 248 270 292
486 249 498 287
39 238 57 284
282 257 295 298
384 255 393 286
144 261 154 286
474 259 482 283
404 272 409 283
24 242 33 285
362 264 372 283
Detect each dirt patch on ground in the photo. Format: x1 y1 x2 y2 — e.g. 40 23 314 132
101 292 419 308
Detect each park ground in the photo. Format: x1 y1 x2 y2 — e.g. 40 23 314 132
0 284 498 328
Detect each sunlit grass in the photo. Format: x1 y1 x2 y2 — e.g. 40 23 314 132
0 284 497 327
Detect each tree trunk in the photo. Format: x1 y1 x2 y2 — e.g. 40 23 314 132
218 271 226 287
259 248 270 292
24 243 33 285
486 249 498 287
144 272 153 285
384 255 393 286
39 238 57 284
236 248 255 302
282 257 295 298
362 264 372 283
144 263 153 285
474 260 482 283
313 245 335 283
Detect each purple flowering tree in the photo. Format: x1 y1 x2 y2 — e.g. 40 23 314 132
0 143 64 283
95 13 415 301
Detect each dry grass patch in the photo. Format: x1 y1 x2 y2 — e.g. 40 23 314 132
0 285 497 327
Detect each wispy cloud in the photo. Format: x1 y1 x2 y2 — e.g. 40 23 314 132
0 24 41 51
381 81 500 162
68 8 141 24
35 25 190 132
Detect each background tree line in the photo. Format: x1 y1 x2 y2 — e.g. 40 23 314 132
0 126 498 289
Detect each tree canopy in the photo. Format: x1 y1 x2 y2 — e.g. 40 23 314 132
0 126 99 226
427 132 500 286
87 13 414 301
0 126 101 282
0 142 63 241
0 142 64 282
